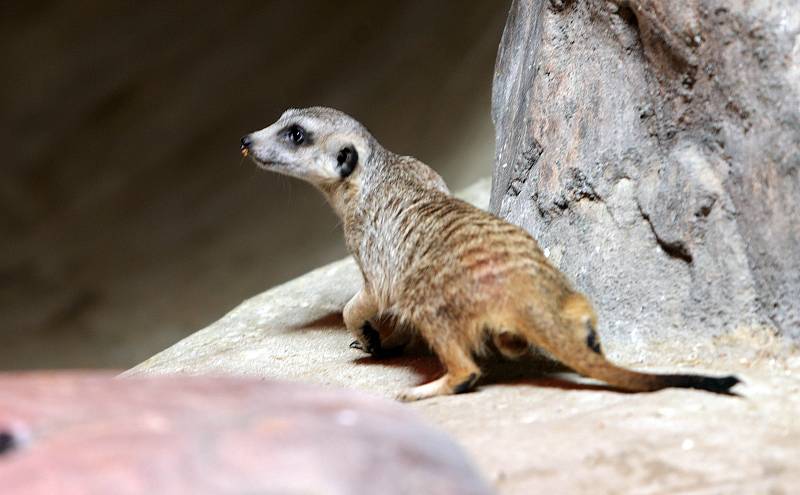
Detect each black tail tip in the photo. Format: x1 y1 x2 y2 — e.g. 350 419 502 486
665 374 741 394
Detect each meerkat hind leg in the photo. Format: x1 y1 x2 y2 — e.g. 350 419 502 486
493 330 530 359
396 341 480 402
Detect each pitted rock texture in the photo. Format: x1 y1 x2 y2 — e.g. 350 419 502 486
490 0 800 356
0 373 491 495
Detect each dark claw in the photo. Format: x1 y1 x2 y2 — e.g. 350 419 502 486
349 322 401 358
361 323 383 355
453 372 479 394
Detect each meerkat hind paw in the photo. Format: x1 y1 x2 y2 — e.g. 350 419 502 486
396 386 437 402
396 372 480 402
395 376 451 402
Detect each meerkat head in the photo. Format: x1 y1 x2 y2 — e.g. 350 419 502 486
241 107 375 193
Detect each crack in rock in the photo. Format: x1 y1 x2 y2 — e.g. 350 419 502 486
506 139 543 197
637 204 694 264
564 167 600 202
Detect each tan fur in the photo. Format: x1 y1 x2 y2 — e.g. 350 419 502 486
242 107 739 401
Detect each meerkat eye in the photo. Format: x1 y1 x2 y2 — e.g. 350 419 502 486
285 125 306 145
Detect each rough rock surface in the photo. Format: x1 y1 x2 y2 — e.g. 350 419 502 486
490 0 800 354
128 179 800 494
0 373 491 495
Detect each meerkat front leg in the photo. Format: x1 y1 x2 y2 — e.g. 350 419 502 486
343 288 382 355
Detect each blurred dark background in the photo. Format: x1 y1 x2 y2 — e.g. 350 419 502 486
1 2 508 369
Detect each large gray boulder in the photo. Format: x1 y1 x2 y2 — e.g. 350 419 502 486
490 0 800 355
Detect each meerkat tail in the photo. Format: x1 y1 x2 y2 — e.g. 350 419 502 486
561 347 741 394
521 294 741 394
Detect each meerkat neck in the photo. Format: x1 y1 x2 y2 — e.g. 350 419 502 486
318 147 392 219
316 182 352 219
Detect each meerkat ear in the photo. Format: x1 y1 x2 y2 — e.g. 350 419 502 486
336 145 358 178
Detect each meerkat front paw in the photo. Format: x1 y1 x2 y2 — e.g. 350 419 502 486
350 322 383 355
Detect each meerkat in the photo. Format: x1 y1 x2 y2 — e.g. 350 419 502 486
241 107 740 401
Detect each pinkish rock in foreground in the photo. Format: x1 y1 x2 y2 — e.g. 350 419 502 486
0 372 491 495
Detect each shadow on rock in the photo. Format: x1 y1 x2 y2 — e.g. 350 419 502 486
292 311 345 331
354 354 444 385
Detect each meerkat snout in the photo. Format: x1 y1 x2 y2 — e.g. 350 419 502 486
240 135 252 157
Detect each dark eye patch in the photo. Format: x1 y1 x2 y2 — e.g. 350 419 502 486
337 146 358 178
282 124 312 146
